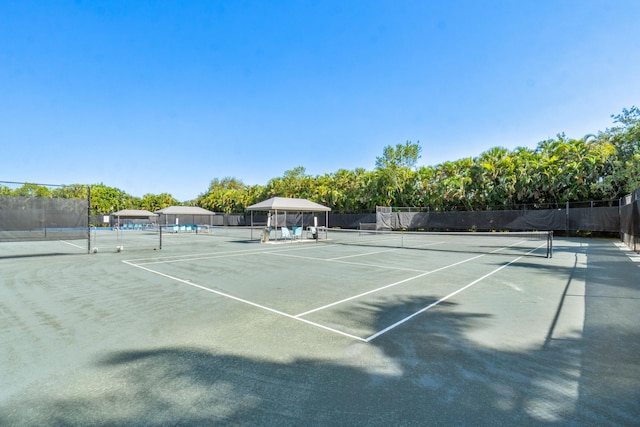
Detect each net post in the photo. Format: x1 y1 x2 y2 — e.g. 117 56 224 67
159 224 163 250
547 231 553 258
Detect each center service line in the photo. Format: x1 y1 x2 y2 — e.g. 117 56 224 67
295 254 486 318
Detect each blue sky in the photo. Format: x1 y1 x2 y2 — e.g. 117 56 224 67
1 1 639 201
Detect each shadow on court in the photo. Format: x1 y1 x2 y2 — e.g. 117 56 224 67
0 252 80 260
2 293 638 426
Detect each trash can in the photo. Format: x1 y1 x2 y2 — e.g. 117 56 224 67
262 228 270 243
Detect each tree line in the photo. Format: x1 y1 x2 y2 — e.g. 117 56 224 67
2 107 638 214
0 183 181 215
194 106 640 213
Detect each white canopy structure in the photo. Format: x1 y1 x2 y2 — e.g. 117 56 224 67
246 197 330 241
111 209 159 230
155 206 215 227
112 209 158 218
246 197 331 213
155 206 216 215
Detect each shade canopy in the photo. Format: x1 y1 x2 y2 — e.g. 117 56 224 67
155 206 215 215
112 209 158 218
246 197 331 212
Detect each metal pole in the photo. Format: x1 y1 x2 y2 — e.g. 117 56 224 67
565 201 570 235
326 211 328 240
87 185 91 254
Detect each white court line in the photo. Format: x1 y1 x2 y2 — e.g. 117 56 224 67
329 247 406 260
122 259 366 342
295 254 486 317
364 242 547 342
294 239 537 318
614 241 640 266
326 241 444 260
265 251 428 273
60 240 85 249
326 241 448 260
125 247 267 263
127 242 323 265
332 258 427 273
134 249 270 265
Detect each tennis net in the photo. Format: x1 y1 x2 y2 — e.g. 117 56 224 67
321 228 553 258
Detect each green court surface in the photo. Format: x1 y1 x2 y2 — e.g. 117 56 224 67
1 232 639 426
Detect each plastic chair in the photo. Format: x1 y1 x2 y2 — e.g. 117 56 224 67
292 226 302 240
281 227 292 240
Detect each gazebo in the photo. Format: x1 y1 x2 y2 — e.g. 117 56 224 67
156 206 215 225
246 197 331 242
111 209 158 229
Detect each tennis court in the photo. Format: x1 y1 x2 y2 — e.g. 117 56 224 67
1 230 639 425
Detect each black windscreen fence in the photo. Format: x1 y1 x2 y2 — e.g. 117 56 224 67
372 206 619 233
568 207 620 232
620 188 640 251
0 195 88 242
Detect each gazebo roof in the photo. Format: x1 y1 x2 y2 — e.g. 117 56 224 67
155 206 215 215
246 197 331 212
112 209 158 218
